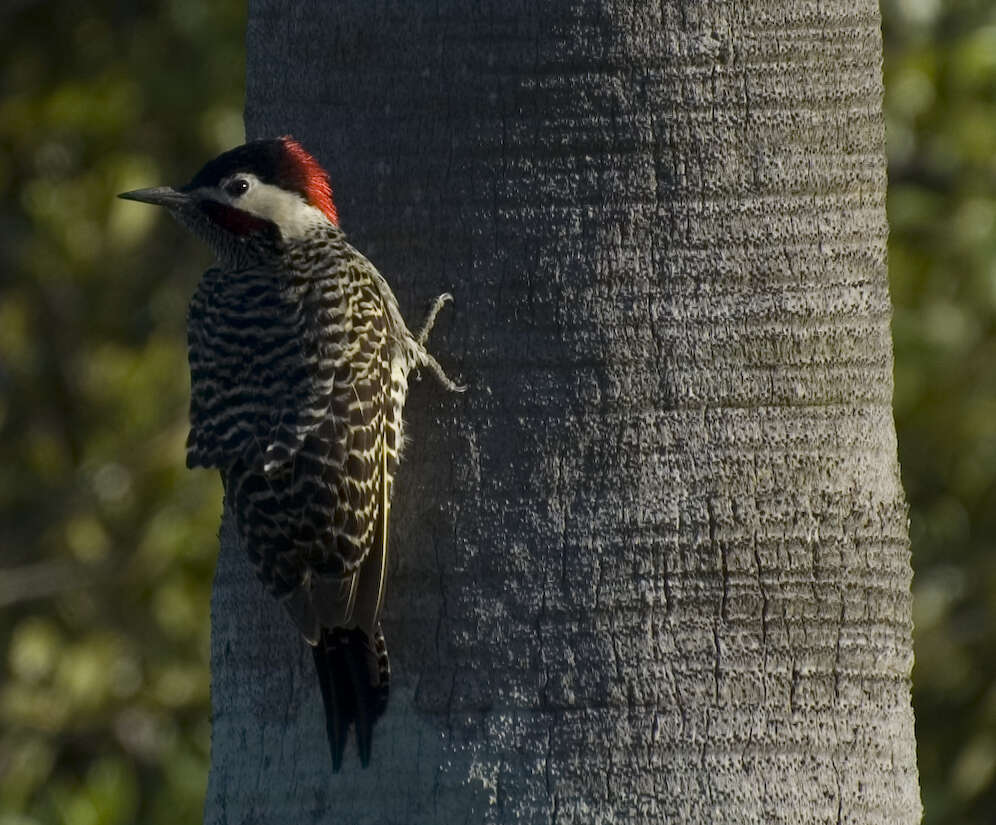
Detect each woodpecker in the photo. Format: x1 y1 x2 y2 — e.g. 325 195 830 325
120 136 462 770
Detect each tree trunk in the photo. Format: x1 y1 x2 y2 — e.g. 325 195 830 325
203 2 921 823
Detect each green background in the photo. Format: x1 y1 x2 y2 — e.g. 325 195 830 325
0 2 991 823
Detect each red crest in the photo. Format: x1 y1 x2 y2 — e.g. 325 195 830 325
279 136 339 225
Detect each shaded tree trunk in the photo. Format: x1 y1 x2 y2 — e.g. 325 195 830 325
203 1 921 823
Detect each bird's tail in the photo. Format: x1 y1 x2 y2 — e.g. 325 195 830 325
311 624 390 770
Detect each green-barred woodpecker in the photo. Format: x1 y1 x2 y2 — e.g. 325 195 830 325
120 136 462 770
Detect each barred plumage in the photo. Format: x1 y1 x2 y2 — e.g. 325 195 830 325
119 137 462 770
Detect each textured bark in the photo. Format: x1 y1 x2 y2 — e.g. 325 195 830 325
203 2 921 823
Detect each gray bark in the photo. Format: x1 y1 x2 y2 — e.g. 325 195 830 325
203 1 921 823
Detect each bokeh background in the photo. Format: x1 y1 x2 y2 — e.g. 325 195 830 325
0 1 992 823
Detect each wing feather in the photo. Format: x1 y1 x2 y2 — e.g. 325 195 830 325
186 266 331 472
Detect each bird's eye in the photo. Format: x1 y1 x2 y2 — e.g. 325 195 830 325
225 178 250 197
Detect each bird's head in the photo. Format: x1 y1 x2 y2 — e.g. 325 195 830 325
119 136 339 261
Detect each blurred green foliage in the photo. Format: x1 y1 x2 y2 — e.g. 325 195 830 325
0 2 244 823
884 1 996 823
0 1 990 823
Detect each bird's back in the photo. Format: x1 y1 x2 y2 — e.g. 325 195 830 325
187 234 399 635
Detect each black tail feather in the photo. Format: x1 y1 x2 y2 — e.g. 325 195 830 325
311 627 389 771
343 639 374 766
311 641 351 771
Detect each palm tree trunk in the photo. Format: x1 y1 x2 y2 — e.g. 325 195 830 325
203 2 921 822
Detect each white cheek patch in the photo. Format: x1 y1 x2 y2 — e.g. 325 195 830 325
199 175 331 240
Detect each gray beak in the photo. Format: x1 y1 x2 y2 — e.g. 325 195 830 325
117 186 191 208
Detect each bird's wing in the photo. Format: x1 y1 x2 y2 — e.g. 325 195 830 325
345 405 390 637
311 277 393 637
185 266 329 472
307 290 394 771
